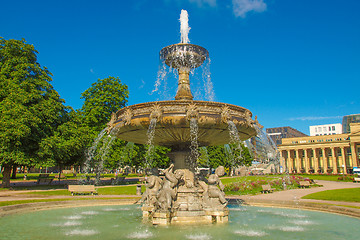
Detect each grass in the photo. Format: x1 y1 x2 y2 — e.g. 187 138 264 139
20 185 146 196
297 174 357 182
0 173 142 181
0 196 140 207
302 188 360 202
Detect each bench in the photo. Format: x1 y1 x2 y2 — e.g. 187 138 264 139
125 178 140 184
56 173 67 179
111 176 125 185
353 178 360 183
261 184 275 193
68 185 97 195
37 174 53 185
299 181 311 188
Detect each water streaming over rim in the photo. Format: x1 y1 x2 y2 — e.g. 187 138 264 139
189 118 200 171
227 121 244 171
145 118 157 169
82 128 115 185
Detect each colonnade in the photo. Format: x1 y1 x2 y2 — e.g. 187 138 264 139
280 144 359 174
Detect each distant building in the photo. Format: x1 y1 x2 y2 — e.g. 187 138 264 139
266 127 307 146
342 114 360 134
278 123 360 174
309 123 342 136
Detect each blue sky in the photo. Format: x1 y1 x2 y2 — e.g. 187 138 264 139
1 0 359 135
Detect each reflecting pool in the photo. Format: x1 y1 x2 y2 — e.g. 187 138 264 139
1 204 359 240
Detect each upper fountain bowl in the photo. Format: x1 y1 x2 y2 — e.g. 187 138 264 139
107 100 257 147
160 43 209 69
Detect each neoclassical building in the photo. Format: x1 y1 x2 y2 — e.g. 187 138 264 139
278 123 360 174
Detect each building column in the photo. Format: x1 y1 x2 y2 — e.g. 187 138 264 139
350 143 359 168
321 148 328 174
340 147 348 174
330 147 338 174
313 148 319 173
287 150 293 173
295 149 301 173
304 149 309 173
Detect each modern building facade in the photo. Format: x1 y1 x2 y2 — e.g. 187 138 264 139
278 123 360 174
309 123 342 136
342 114 360 134
266 126 307 146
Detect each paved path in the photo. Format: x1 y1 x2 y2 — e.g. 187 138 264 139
239 180 360 206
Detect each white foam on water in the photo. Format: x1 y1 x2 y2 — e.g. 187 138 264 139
185 233 212 240
51 221 82 227
231 207 247 211
127 229 154 239
102 208 118 212
63 215 83 220
65 229 99 236
81 211 99 215
234 229 268 237
274 212 307 218
289 219 315 225
279 226 305 232
258 209 307 218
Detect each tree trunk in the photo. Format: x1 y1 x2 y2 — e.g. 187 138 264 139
1 164 12 188
11 165 17 179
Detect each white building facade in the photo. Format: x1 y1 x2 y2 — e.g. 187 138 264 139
309 123 342 136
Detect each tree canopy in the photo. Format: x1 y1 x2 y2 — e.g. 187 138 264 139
0 38 67 187
80 76 129 131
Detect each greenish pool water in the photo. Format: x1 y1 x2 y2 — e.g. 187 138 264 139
0 204 359 240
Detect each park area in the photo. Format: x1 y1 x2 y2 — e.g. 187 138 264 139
0 172 359 216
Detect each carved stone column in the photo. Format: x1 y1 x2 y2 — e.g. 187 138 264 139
295 149 301 173
304 149 309 173
321 148 328 174
340 147 347 174
331 147 338 174
313 149 319 173
350 143 359 168
287 150 293 173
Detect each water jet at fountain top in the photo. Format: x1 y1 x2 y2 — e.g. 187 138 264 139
180 9 191 44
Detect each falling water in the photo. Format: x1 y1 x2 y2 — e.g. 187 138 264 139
82 128 116 185
83 129 108 174
227 121 243 158
201 58 215 101
180 9 191 44
253 125 279 164
189 118 200 171
94 135 115 185
145 118 157 169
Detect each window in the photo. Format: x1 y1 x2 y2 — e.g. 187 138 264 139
332 126 335 131
329 126 331 131
319 127 322 132
323 127 326 131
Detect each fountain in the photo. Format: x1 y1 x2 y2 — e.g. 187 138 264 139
106 10 257 225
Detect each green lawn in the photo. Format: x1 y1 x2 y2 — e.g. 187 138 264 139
297 174 357 182
0 197 140 207
21 185 146 196
302 188 360 202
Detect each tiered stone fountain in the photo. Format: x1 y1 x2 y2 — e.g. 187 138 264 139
107 10 257 225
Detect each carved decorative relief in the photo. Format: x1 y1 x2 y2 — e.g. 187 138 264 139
186 103 199 120
221 105 231 124
150 104 163 122
123 108 133 126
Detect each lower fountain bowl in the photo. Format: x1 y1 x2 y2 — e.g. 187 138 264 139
108 100 257 147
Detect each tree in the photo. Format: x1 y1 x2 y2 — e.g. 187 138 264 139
38 110 95 174
0 38 67 187
81 76 129 131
